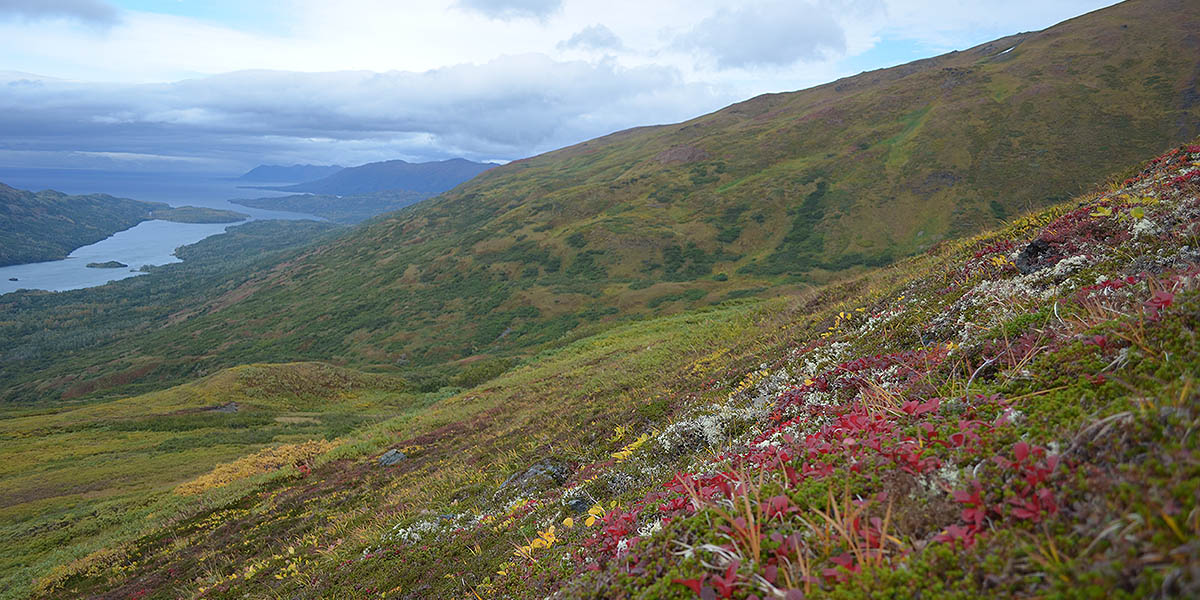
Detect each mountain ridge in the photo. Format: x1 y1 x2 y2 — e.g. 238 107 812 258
255 157 496 195
237 164 343 183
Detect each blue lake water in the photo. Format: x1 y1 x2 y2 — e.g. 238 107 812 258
0 170 322 295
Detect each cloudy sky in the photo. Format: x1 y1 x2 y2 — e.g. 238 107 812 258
0 0 1120 174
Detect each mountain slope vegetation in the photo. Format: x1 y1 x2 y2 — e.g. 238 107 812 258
5 0 1195 404
16 138 1200 600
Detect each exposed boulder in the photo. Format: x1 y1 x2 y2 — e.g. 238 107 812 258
494 458 572 500
1014 238 1055 274
378 449 406 467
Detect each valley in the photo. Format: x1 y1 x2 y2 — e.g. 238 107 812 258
1 1 1199 599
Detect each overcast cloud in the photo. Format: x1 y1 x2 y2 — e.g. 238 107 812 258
457 0 563 21
0 57 723 171
0 0 117 25
675 1 848 69
558 24 624 52
0 0 1122 174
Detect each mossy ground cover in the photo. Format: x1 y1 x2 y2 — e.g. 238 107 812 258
12 144 1199 599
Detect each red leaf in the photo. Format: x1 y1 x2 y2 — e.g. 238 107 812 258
672 578 705 596
1013 441 1030 463
829 552 856 569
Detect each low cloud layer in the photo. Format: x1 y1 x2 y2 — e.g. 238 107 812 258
675 1 848 69
558 24 624 51
457 0 562 20
0 0 117 25
0 55 729 172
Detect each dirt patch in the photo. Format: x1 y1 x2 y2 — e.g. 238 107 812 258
62 363 158 400
653 145 712 165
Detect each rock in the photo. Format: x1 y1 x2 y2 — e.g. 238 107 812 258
379 449 406 467
210 401 239 413
495 458 572 499
1014 238 1054 274
564 497 592 515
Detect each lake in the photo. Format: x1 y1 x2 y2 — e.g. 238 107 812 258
0 169 322 295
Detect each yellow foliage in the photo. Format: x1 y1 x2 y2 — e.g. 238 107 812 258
611 432 651 462
32 546 130 596
175 439 336 496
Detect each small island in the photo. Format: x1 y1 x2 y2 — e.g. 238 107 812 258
149 206 248 224
86 261 128 269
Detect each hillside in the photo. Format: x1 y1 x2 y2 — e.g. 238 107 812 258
13 139 1199 600
237 164 343 183
7 0 1194 403
0 183 245 267
261 158 496 195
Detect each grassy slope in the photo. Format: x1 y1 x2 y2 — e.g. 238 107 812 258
9 0 1195 403
18 142 1200 599
0 362 419 598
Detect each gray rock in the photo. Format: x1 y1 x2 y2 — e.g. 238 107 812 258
494 459 572 499
565 497 592 515
1014 238 1054 274
378 449 406 467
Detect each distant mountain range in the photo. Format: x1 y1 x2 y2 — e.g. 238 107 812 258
231 190 430 224
0 182 246 267
251 158 496 195
237 164 343 183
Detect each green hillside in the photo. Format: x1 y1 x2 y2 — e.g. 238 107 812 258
0 182 246 267
5 0 1195 404
12 138 1199 600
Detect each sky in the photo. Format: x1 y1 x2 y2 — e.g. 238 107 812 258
0 0 1122 175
